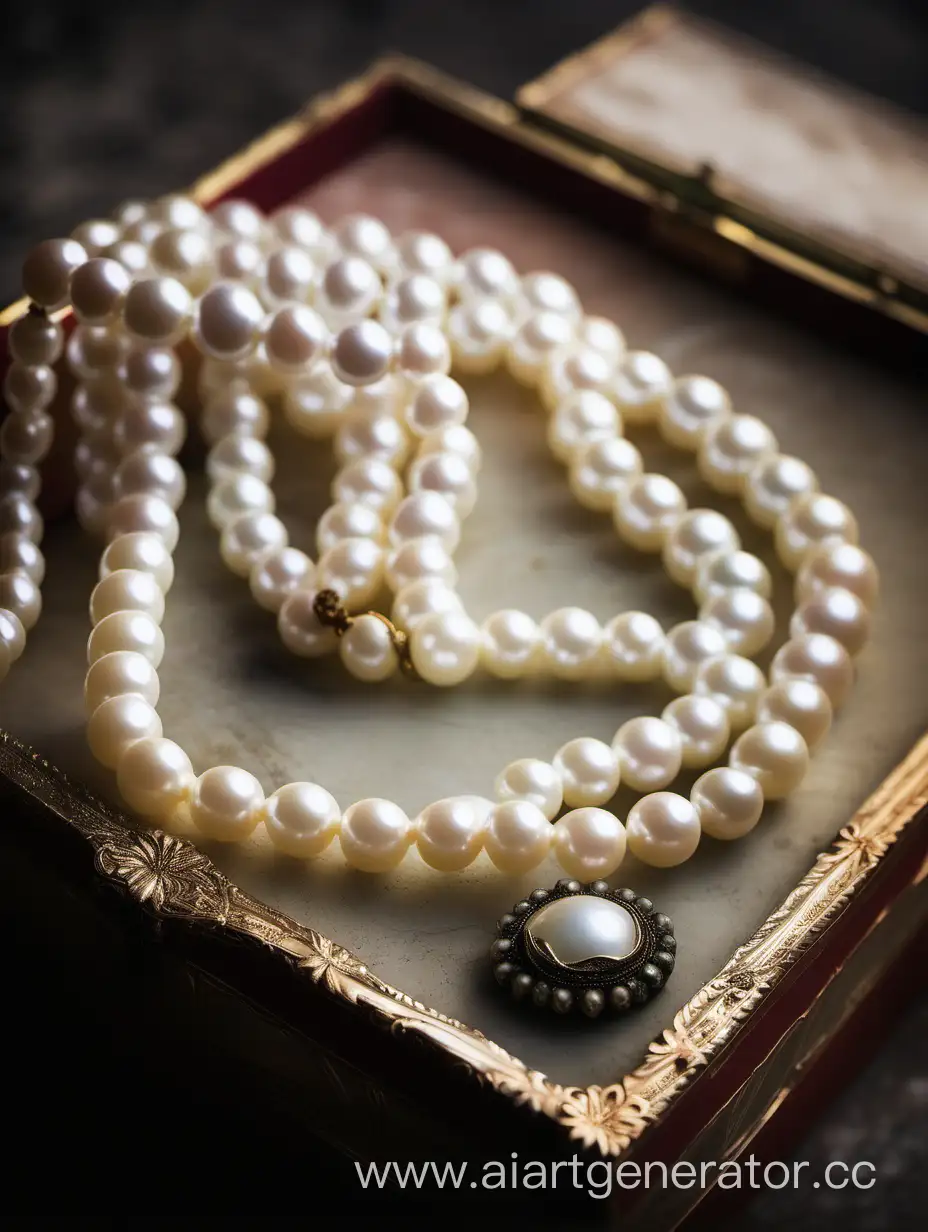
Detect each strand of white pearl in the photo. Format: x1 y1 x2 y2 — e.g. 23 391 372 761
3 199 878 878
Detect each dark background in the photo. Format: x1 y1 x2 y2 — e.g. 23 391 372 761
1 0 927 1225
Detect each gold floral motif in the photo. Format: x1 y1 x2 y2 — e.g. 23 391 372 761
298 932 368 994
95 828 231 923
560 1084 652 1156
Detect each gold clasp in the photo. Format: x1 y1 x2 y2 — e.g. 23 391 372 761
312 589 417 677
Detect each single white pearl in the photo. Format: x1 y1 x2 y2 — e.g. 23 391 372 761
407 451 477 517
698 415 778 495
72 218 122 255
68 324 130 379
575 316 626 364
756 679 833 750
334 214 394 269
694 549 772 604
389 491 459 551
776 493 859 571
112 199 148 227
88 609 164 666
71 377 128 432
0 533 44 584
331 320 395 387
100 532 174 592
612 716 683 792
84 649 160 713
206 434 274 485
263 782 340 858
262 245 317 305
693 653 766 731
569 437 643 512
215 238 266 286
263 304 327 372
395 230 454 280
790 586 871 657
495 757 563 819
701 588 776 656
771 633 854 708
662 620 727 692
207 473 274 530
283 364 352 438
114 402 186 457
122 346 181 402
417 423 482 473
115 450 186 510
3 363 56 414
249 545 314 612
796 542 878 609
278 590 338 658
448 299 513 374
316 502 383 555
730 721 809 799
614 473 687 552
212 199 268 245
22 237 88 307
150 228 215 294
480 609 541 678
335 412 409 469
318 256 381 322
340 798 412 872
87 694 162 769
202 385 271 443
195 282 265 360
0 607 26 662
397 322 451 379
115 736 195 819
506 311 575 385
554 738 621 807
0 493 43 541
339 613 399 682
662 694 730 768
189 765 265 841
333 456 403 514
8 311 64 366
0 410 54 466
0 571 41 631
484 800 551 872
457 248 519 301
552 807 627 878
75 433 120 484
385 536 457 591
0 461 41 502
691 767 764 840
123 277 193 345
662 509 740 587
382 274 445 328
410 609 480 686
316 537 384 607
541 345 613 411
221 512 289 578
271 206 327 257
626 791 701 867
404 375 468 437
70 257 132 323
602 611 665 681
416 796 488 871
521 270 581 318
610 351 673 424
547 390 619 464
392 578 462 632
150 194 209 232
89 569 165 625
658 375 731 449
540 607 603 680
744 454 819 528
105 239 151 279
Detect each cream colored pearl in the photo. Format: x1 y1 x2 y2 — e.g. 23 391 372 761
0 607 26 662
382 274 445 328
351 376 401 419
602 611 665 681
107 493 180 549
397 322 451 379
547 390 619 464
339 613 399 682
340 798 412 872
150 194 209 232
9 311 64 366
698 415 778 494
554 738 621 807
220 511 289 578
416 796 489 871
271 206 327 256
316 502 382 555
405 375 469 437
121 346 181 404
88 610 164 667
263 304 327 372
283 365 352 438
694 549 772 604
692 767 764 840
693 653 766 731
70 257 132 323
506 311 575 385
392 578 462 632
84 650 159 713
540 607 603 680
331 320 394 387
495 757 563 819
70 322 131 377
395 230 453 280
333 457 403 514
662 620 727 692
730 721 809 799
410 609 480 686
744 454 818 528
116 737 195 819
662 509 740 587
334 214 393 269
417 424 482 473
790 586 871 657
72 218 122 255
278 590 338 658
75 434 120 483
3 363 56 414
610 351 672 424
71 377 126 431
448 299 513 374
195 282 265 359
771 633 854 708
389 492 459 550
796 542 878 609
626 791 701 867
318 256 381 322
662 694 730 768
0 461 40 502
114 401 186 457
658 375 731 449
89 569 165 625
123 277 193 345
190 765 265 841
76 475 115 538
553 807 627 878
316 537 384 607
385 537 457 591
541 345 613 411
0 410 54 465
115 450 186 510
263 246 317 305
215 238 265 285
0 494 43 542
484 800 551 873
263 782 341 858
150 228 215 293
87 693 162 769
614 473 686 551
106 239 151 279
457 248 519 301
775 493 859 571
206 434 274 484
0 533 44 584
207 473 274 530
613 717 683 792
212 199 267 244
22 237 88 307
701 588 775 656
575 316 625 364
335 412 408 469
480 609 541 678
521 271 581 318
756 679 833 750
249 546 314 612
407 451 477 517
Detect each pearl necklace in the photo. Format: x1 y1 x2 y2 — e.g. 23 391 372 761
1 197 878 886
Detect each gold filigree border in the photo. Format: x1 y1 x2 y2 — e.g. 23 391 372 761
2 729 926 1157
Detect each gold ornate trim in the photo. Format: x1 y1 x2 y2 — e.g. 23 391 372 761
2 729 926 1157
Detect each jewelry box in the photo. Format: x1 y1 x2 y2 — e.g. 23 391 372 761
1 8 926 1224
